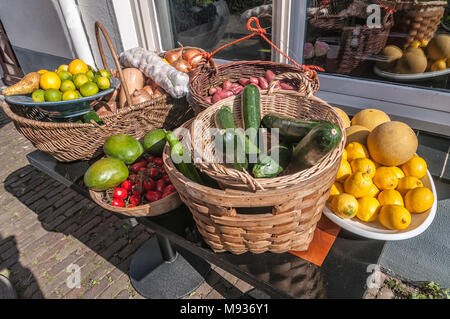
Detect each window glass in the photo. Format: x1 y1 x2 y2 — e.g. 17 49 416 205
155 0 273 61
304 0 450 91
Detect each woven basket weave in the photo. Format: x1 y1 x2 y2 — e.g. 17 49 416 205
162 119 341 255
190 72 346 192
188 60 320 115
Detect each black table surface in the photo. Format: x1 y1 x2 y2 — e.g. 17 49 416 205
27 150 386 299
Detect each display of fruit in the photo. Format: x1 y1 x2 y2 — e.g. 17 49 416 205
84 157 129 191
351 109 391 131
327 108 434 231
103 134 144 165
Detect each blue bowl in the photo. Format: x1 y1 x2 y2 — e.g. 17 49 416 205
5 77 120 119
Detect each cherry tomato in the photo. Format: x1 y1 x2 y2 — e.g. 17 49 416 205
145 191 162 203
129 194 141 206
132 186 142 197
143 178 156 191
138 167 147 174
121 180 133 191
129 174 138 184
127 204 136 208
113 187 128 200
111 198 125 207
148 167 163 180
130 161 147 173
163 184 176 195
153 157 164 167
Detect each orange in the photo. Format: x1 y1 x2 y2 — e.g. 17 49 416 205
345 142 369 162
356 196 381 222
351 158 377 179
344 172 373 198
378 189 404 207
373 167 399 190
404 187 434 214
336 159 352 183
401 155 427 179
68 59 88 75
331 193 359 219
397 176 423 196
39 71 61 90
379 205 411 230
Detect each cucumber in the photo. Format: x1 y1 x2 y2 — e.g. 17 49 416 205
215 106 260 155
252 145 292 178
291 122 342 172
262 113 326 143
220 128 248 172
241 84 261 144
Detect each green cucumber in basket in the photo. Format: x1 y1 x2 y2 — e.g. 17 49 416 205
291 122 342 172
262 113 326 143
215 105 260 155
241 84 261 146
166 131 205 185
252 145 292 178
218 128 249 172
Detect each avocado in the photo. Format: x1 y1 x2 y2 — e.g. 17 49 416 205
84 157 129 191
143 129 167 156
103 134 144 164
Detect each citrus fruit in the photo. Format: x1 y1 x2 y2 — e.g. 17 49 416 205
58 65 69 72
331 193 359 219
329 182 344 202
336 159 352 183
80 81 99 97
44 89 62 102
368 183 380 198
379 205 411 230
73 74 89 89
40 71 61 90
390 166 405 179
344 172 373 198
397 176 423 196
367 121 418 167
410 40 421 49
378 189 404 206
68 59 88 75
57 70 73 82
351 158 377 179
98 69 111 80
60 80 76 93
401 155 427 179
86 70 95 81
420 39 429 47
342 149 348 162
373 167 399 190
345 125 370 146
96 76 111 90
333 107 350 129
37 69 48 75
404 187 434 214
31 90 45 102
62 90 79 101
430 59 447 72
356 196 381 222
351 109 391 131
143 129 167 156
345 142 369 162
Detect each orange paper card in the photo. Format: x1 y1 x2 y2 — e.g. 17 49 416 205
289 216 341 267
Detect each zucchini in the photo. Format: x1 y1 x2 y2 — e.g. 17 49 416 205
166 131 205 185
220 128 248 172
241 84 261 145
291 122 342 172
262 113 326 143
252 145 292 178
215 106 260 155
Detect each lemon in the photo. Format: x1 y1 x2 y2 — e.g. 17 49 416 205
351 158 377 179
378 189 404 206
40 71 61 90
68 59 88 75
379 205 411 230
405 187 434 214
401 155 427 179
331 193 359 219
368 183 380 198
420 39 429 48
356 196 381 222
32 90 45 102
430 59 447 72
336 159 352 183
344 172 373 198
44 89 62 102
397 176 423 196
390 166 405 179
345 142 369 162
329 182 344 203
410 40 421 49
373 167 399 190
342 149 348 162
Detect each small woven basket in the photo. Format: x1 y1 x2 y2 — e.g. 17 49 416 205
188 60 320 115
162 119 341 255
190 72 346 192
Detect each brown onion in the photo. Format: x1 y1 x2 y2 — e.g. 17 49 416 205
183 49 201 63
165 49 182 64
172 58 191 73
142 85 154 96
131 89 153 105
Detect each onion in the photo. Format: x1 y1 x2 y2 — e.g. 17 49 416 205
172 58 191 73
142 85 154 96
183 48 202 68
165 49 182 64
131 89 153 105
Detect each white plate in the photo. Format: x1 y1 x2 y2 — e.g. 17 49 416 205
323 170 438 241
373 66 450 82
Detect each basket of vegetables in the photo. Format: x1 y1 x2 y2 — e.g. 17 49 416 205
162 118 342 254
190 72 346 192
85 131 182 218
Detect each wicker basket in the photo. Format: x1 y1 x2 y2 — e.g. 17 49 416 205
190 72 346 192
89 187 182 218
383 0 447 49
188 60 320 115
162 119 341 255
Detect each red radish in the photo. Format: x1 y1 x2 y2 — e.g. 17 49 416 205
209 87 217 96
239 78 250 86
121 180 133 192
113 188 128 200
212 92 222 104
250 77 259 85
231 85 244 95
205 96 212 104
265 70 276 82
222 80 233 90
111 198 125 208
130 161 147 173
220 90 233 99
258 77 269 90
145 191 162 203
280 82 295 90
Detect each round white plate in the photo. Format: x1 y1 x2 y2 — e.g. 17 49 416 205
323 170 438 241
373 66 450 82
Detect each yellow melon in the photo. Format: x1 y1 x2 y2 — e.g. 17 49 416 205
333 107 351 129
345 125 370 146
351 109 391 131
367 121 418 167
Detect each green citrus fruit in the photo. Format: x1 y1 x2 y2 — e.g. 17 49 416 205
86 70 95 81
44 89 62 102
60 80 76 92
73 73 89 89
98 69 111 80
80 81 99 97
32 90 45 102
62 90 79 101
57 64 69 73
57 70 73 82
96 76 111 90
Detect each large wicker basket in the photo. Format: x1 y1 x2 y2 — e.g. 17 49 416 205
190 72 346 192
188 60 320 115
162 119 341 255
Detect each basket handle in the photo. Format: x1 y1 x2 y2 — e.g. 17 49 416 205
267 72 318 97
95 21 132 108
